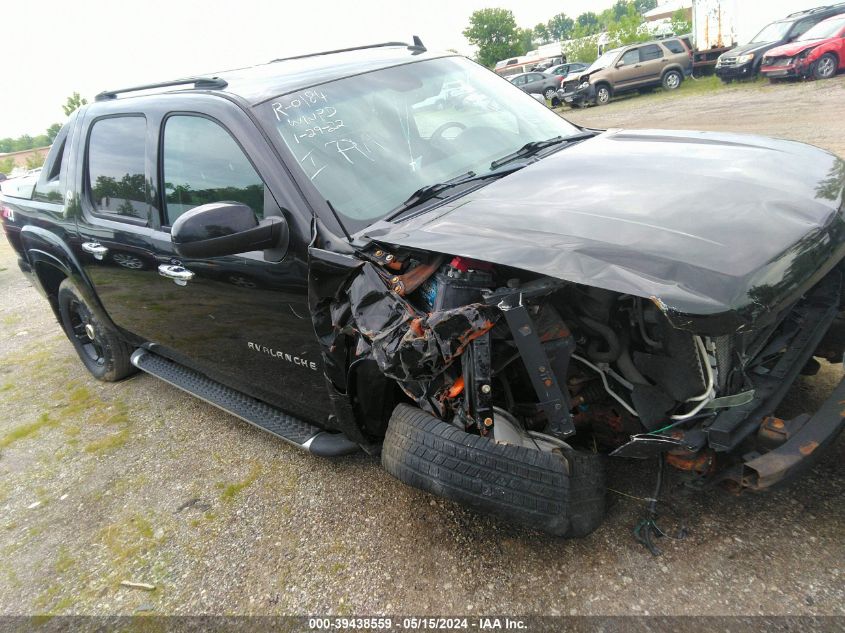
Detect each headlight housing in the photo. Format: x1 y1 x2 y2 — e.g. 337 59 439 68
736 53 755 64
795 47 814 61
578 81 590 90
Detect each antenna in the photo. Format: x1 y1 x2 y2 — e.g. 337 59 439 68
409 36 427 53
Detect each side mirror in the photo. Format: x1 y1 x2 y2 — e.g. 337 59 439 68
616 61 625 67
171 202 289 259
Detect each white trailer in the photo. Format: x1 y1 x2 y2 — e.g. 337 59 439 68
694 0 837 49
692 0 835 69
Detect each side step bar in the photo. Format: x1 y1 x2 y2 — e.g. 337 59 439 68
130 348 359 457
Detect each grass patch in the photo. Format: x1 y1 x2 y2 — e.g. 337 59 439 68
55 547 76 574
84 428 130 454
2 313 22 327
217 464 262 502
99 513 160 564
0 413 57 448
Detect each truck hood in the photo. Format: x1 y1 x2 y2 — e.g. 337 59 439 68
370 129 845 334
726 41 779 59
765 39 828 58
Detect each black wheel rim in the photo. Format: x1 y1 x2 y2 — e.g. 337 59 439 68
68 299 105 366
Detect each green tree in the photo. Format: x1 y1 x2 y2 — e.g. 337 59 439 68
516 28 535 55
547 13 575 41
62 92 88 117
463 8 522 68
563 36 602 64
0 157 14 175
12 135 34 152
606 2 652 47
25 153 45 170
575 12 602 36
611 0 630 21
671 8 693 34
533 23 551 44
634 0 658 14
46 123 63 143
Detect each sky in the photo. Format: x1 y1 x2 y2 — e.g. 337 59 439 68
0 0 616 139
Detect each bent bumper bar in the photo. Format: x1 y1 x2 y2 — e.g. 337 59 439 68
742 375 845 489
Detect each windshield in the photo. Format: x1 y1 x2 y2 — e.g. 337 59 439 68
750 21 791 43
259 56 580 232
584 50 619 74
799 16 845 40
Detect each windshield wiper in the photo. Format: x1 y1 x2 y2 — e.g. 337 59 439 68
490 131 595 170
399 170 476 210
385 163 526 221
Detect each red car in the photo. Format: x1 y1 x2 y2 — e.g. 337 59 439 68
761 14 845 80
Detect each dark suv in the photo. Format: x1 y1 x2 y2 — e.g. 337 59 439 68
2 41 844 538
716 2 845 82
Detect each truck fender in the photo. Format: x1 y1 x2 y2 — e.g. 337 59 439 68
20 225 120 332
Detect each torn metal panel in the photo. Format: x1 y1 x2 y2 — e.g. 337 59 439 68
307 246 364 391
367 131 845 335
347 263 498 382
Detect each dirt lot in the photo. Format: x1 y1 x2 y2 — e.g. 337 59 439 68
1 77 843 618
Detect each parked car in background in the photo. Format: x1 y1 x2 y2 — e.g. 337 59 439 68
559 38 691 107
508 71 562 103
761 14 845 81
545 62 589 78
530 56 565 71
716 3 845 83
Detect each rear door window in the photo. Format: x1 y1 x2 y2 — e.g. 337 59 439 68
789 18 817 39
640 44 664 61
32 124 70 203
87 116 148 222
162 115 265 226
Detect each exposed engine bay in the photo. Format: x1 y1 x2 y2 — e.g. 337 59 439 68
310 238 845 491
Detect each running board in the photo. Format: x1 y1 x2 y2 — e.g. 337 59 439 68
130 348 359 457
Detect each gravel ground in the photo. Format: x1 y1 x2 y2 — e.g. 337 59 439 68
0 76 843 618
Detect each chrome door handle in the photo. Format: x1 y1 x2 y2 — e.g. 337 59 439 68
81 242 109 260
158 264 195 286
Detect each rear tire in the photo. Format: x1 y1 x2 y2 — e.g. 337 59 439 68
381 404 606 537
662 70 682 91
57 279 135 382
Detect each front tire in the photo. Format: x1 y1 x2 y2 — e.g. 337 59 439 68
57 279 135 382
381 404 606 537
814 53 838 80
594 84 611 105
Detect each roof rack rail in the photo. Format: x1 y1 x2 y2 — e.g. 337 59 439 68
95 76 228 102
786 2 845 17
269 37 425 64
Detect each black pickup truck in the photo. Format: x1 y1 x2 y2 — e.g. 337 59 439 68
2 41 844 538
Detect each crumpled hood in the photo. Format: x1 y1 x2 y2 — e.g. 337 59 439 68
765 39 827 58
371 129 845 334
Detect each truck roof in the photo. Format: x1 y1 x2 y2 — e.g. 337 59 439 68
96 41 450 107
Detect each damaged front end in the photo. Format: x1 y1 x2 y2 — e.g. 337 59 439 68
309 230 845 489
